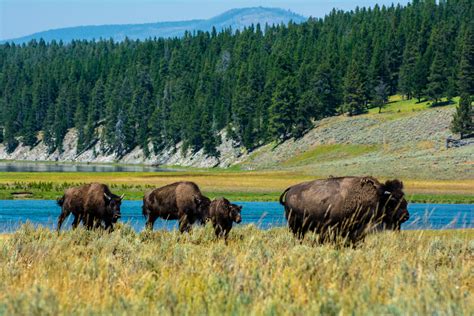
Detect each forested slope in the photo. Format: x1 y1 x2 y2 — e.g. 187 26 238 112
0 0 472 161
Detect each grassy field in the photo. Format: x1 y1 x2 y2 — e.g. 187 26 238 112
0 171 473 203
0 225 472 315
367 95 458 118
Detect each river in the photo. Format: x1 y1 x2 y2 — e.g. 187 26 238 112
0 161 168 172
0 200 472 233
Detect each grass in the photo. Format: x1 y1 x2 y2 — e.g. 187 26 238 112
0 224 472 315
367 95 458 119
0 172 472 203
282 144 380 166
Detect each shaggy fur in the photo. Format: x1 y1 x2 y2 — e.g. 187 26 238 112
279 176 409 243
208 198 242 239
57 183 123 231
142 181 211 232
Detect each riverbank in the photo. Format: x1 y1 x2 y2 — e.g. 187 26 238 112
0 225 472 314
1 98 473 180
0 171 473 203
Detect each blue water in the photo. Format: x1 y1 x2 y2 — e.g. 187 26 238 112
0 200 472 233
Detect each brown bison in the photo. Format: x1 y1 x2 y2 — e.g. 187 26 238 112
142 181 211 232
279 176 409 243
208 198 242 239
57 183 124 231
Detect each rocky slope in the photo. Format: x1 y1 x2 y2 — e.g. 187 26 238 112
0 105 472 179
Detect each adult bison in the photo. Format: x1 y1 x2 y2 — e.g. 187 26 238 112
279 176 409 243
142 181 211 232
208 198 242 239
57 183 123 231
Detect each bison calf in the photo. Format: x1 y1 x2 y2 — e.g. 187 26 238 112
57 183 123 231
208 198 242 239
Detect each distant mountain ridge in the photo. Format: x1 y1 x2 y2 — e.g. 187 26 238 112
3 7 306 44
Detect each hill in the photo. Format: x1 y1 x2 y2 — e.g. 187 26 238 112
1 97 472 181
3 7 306 43
0 0 472 179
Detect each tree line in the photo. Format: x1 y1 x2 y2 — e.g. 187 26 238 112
1 0 473 157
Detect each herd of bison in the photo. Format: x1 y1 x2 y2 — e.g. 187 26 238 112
56 176 410 243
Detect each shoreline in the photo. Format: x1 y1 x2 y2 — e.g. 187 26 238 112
0 170 473 204
1 192 473 204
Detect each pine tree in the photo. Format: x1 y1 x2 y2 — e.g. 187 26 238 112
398 39 418 99
22 87 37 147
426 51 447 104
74 81 88 153
458 23 474 96
52 86 69 152
269 76 297 139
451 94 473 139
413 55 429 102
4 120 18 153
343 60 367 115
451 22 474 139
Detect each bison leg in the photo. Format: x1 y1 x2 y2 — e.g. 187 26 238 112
103 219 114 232
71 214 81 229
57 208 70 232
179 215 192 233
214 223 223 238
84 214 96 230
145 214 158 231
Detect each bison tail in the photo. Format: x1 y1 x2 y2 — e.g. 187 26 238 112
279 187 291 206
57 195 65 207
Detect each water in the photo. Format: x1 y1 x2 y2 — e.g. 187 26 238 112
0 200 472 233
0 161 168 172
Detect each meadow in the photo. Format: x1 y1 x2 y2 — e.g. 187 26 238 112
0 171 473 203
0 225 472 315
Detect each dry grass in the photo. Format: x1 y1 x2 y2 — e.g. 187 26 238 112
0 172 472 196
0 225 473 315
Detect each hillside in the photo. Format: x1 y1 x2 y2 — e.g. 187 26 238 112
1 1 472 160
3 7 306 43
1 98 472 181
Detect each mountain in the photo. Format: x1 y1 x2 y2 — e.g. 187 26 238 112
3 7 306 44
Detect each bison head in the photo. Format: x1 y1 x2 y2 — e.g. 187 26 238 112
380 180 410 230
229 203 243 223
104 193 124 222
194 195 211 222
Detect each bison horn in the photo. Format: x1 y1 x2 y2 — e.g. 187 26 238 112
384 191 391 195
120 194 125 200
104 193 112 200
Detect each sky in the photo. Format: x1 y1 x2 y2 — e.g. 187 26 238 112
0 0 409 40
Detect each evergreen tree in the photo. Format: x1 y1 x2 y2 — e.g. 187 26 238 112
451 94 473 138
4 120 18 153
269 76 297 139
426 51 447 104
22 87 37 147
0 1 471 156
458 23 474 96
343 60 367 115
451 23 474 139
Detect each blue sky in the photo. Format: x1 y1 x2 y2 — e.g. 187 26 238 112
0 0 409 40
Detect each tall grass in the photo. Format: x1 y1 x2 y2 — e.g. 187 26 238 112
0 224 472 315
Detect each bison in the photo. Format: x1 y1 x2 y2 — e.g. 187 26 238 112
57 183 124 231
279 176 409 243
207 198 242 239
142 181 211 232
